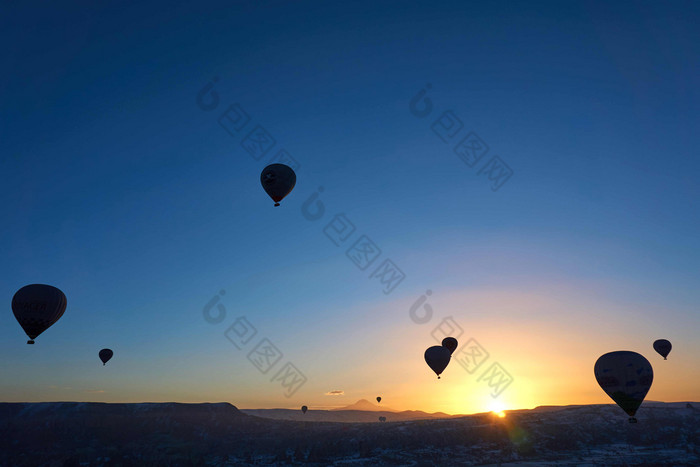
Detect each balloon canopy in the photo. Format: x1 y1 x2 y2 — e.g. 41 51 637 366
376 396 381 403
441 337 458 355
12 284 67 344
653 339 672 360
424 345 452 379
301 405 308 414
99 349 114 366
260 164 296 206
594 351 654 422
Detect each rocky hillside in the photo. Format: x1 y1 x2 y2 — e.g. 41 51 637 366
1 402 698 466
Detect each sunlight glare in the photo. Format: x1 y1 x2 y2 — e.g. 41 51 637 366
488 400 506 418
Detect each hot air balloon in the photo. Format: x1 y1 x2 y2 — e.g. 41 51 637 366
376 396 381 404
424 345 452 379
301 405 308 414
99 349 113 366
260 164 296 206
594 351 653 423
12 284 67 344
442 337 458 355
653 339 672 360
378 416 386 422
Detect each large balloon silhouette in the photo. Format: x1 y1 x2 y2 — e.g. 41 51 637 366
12 284 67 344
376 396 381 403
301 405 308 414
653 339 672 360
594 351 654 423
424 345 452 379
442 337 458 355
99 349 113 366
260 164 296 206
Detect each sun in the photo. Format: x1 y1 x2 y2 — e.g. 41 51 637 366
488 400 506 418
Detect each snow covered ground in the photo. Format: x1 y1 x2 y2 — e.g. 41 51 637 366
1 401 698 465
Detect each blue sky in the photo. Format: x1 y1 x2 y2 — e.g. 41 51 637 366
1 1 699 413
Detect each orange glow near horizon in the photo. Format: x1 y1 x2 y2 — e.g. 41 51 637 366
488 400 505 415
2 284 698 414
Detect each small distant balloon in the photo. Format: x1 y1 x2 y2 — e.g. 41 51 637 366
424 345 452 379
376 396 381 404
378 416 386 422
99 349 113 366
12 284 67 344
594 351 654 423
653 339 672 360
260 164 296 206
301 405 308 414
441 337 458 355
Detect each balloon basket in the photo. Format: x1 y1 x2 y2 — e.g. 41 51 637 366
27 340 35 345
274 203 280 207
628 417 637 423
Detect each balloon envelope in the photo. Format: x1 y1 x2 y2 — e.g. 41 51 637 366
376 396 381 403
99 349 113 365
441 337 458 355
12 284 67 344
594 351 653 419
653 339 672 360
424 345 452 379
301 405 308 414
260 164 296 206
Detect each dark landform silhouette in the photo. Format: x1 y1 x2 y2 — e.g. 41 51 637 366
1 401 698 466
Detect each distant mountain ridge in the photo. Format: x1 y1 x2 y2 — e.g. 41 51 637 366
330 398 397 412
242 399 460 422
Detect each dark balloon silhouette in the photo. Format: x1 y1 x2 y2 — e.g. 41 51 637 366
378 416 386 422
99 349 113 366
12 284 67 344
653 339 672 360
376 396 381 403
594 351 654 423
260 164 296 206
424 345 452 379
441 337 458 355
301 405 308 414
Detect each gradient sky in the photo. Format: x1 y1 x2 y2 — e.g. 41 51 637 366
2 0 699 415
